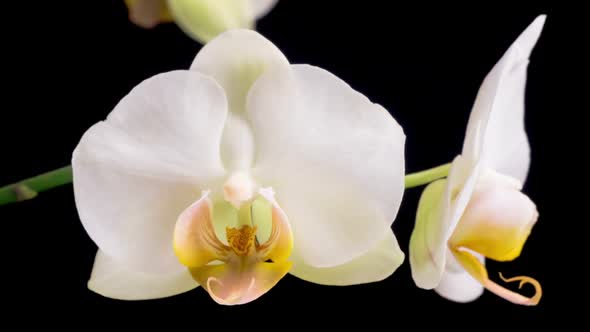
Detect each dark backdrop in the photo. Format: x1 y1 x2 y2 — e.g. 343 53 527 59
3 0 567 327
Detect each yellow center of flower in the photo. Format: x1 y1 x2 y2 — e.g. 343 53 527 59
449 182 542 305
173 190 294 305
226 225 258 256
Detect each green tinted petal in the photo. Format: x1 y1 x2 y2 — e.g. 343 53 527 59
409 179 448 289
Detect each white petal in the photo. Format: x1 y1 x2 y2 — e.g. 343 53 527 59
249 0 279 19
190 29 290 114
190 30 289 170
409 179 448 289
444 156 482 238
462 15 545 182
434 269 484 303
248 64 405 267
88 250 198 300
409 155 479 289
72 71 227 274
289 231 404 286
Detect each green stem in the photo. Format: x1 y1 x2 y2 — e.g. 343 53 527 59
0 162 450 207
0 166 72 206
404 163 452 189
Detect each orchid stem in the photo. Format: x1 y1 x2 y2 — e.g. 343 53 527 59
0 162 450 206
0 166 72 206
404 163 451 189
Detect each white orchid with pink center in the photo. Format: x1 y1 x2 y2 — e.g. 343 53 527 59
409 16 545 305
72 29 406 305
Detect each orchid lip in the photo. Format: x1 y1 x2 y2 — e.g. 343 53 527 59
173 188 293 305
448 175 542 305
451 247 542 305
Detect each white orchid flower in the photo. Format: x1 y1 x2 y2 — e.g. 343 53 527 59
124 0 278 43
409 15 546 305
72 29 406 305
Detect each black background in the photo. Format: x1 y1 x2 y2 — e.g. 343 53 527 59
2 0 570 327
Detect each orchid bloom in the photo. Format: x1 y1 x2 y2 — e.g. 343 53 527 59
409 16 545 305
124 0 278 43
72 29 406 305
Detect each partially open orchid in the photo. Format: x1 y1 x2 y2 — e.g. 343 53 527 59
409 16 545 305
124 0 278 43
72 29 406 305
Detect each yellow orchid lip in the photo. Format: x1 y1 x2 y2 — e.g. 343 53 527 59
173 189 293 305
451 248 541 306
449 184 542 305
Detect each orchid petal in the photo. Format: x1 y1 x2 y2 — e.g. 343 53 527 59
434 269 484 303
290 231 404 285
190 29 290 114
444 156 482 239
409 155 480 289
88 250 198 300
247 64 405 268
409 179 448 289
72 71 227 274
462 15 545 182
190 30 290 170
